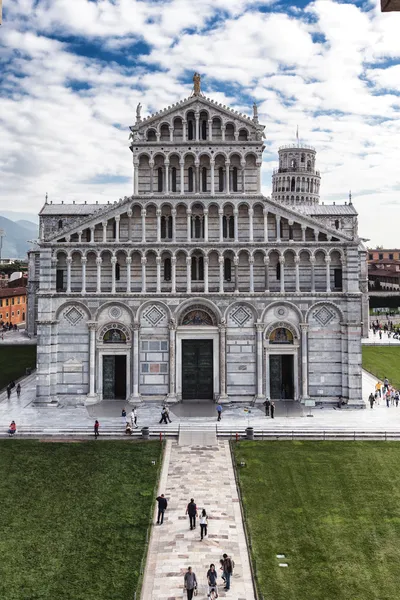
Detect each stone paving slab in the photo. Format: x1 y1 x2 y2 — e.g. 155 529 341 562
141 440 255 600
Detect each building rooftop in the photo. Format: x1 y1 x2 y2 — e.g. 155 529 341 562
39 203 104 216
0 287 27 298
298 204 357 216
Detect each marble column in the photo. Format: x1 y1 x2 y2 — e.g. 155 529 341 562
187 210 192 243
248 207 254 242
133 161 139 195
234 257 239 293
279 256 285 293
263 208 269 242
204 209 209 242
132 323 140 400
195 113 200 141
310 256 316 293
141 208 146 243
66 256 72 294
96 256 102 293
127 210 132 241
225 161 230 194
186 256 191 294
219 208 224 242
171 256 176 294
167 321 177 400
156 256 161 293
90 227 95 243
141 256 147 293
256 161 262 193
221 125 226 141
180 161 185 195
219 255 224 293
255 323 265 400
326 257 331 292
301 225 306 242
111 256 117 294
156 209 161 243
182 120 187 142
234 208 239 243
195 162 200 194
249 256 254 293
115 216 120 242
102 222 107 243
88 321 97 398
126 256 132 293
295 255 300 292
81 256 87 295
241 160 246 193
149 161 154 194
78 231 82 243
208 119 213 140
300 323 309 399
265 348 270 399
171 208 177 243
165 161 169 195
219 323 228 400
210 160 215 195
264 256 269 292
275 215 281 242
204 256 209 293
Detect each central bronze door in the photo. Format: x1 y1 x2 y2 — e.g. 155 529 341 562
269 354 294 400
182 339 213 400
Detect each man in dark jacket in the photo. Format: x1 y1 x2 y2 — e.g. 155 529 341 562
186 498 198 530
156 493 168 525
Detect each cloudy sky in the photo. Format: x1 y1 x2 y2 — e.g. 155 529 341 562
1 0 400 246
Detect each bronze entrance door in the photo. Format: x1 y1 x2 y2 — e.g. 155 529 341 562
103 355 127 399
269 354 294 399
182 340 213 400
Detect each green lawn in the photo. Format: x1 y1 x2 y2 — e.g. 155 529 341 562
0 345 37 389
362 345 400 388
234 441 400 600
0 440 162 600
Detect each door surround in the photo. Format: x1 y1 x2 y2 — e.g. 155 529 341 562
176 326 219 400
98 348 131 401
264 345 299 401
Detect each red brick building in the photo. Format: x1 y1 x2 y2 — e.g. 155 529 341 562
368 249 400 291
0 287 27 325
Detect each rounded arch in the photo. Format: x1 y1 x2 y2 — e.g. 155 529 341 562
189 247 207 257
174 297 222 325
94 300 135 322
224 120 237 131
223 300 259 323
261 300 303 323
265 321 300 341
305 301 344 323
182 150 197 161
55 300 92 321
53 248 69 259
137 151 151 161
329 247 345 260
145 128 157 141
188 200 206 210
266 248 283 259
198 150 213 160
157 120 171 132
214 151 229 161
98 322 131 343
206 247 222 257
244 150 258 160
313 248 328 259
153 151 167 161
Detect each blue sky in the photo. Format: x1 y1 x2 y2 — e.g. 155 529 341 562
1 0 400 245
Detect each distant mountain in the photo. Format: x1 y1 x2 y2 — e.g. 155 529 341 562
1 210 39 224
0 216 38 260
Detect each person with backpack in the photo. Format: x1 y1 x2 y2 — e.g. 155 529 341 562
222 553 234 591
94 420 100 439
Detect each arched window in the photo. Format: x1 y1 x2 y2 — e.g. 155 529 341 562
188 167 194 192
157 167 163 192
171 167 177 192
290 159 296 169
218 167 224 192
229 216 234 238
191 256 204 280
188 120 194 140
164 257 171 281
310 179 314 193
193 216 202 239
58 219 63 230
103 329 127 343
232 167 238 192
161 216 167 239
289 226 294 240
168 216 173 238
224 257 232 282
201 120 207 140
276 262 281 281
202 167 207 192
307 159 312 170
301 153 305 163
291 177 295 192
269 328 293 344
112 220 117 239
115 262 120 281
223 216 228 238
335 219 340 230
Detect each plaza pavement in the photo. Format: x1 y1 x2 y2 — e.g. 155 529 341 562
141 439 255 600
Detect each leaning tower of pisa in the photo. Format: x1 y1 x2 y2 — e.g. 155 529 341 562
271 144 321 208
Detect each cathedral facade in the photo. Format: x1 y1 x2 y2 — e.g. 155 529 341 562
29 75 368 406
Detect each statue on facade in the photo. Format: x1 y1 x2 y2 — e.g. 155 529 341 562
193 72 201 96
136 102 142 122
253 101 258 119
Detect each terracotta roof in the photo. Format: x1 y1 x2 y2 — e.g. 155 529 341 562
0 287 27 298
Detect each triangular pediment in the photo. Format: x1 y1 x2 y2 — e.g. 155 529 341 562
47 194 356 244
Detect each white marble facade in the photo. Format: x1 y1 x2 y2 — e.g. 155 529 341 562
30 75 368 406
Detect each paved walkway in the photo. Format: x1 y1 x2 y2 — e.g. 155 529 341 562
141 439 255 600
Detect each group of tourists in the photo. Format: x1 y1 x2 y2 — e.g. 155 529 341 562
263 399 276 418
1 321 18 332
156 494 234 598
369 377 400 408
6 381 21 400
122 407 138 433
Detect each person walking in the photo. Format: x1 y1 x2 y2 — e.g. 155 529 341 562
164 405 172 423
156 493 168 525
6 385 11 400
200 508 208 541
216 403 222 421
131 407 138 429
159 407 168 424
270 401 275 419
263 398 270 417
16 383 21 398
94 420 100 438
222 553 233 591
207 563 219 598
369 393 375 409
186 498 198 530
386 392 390 408
183 566 197 600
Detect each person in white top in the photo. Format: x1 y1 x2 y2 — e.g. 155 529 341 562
200 508 208 541
130 408 138 429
